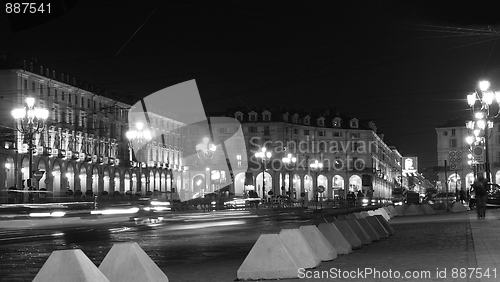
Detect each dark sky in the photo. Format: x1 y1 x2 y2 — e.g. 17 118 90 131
2 0 500 169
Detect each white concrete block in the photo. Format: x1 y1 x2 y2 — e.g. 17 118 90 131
332 221 362 249
345 219 372 245
299 225 337 261
279 229 321 269
33 249 110 282
237 234 300 280
317 223 352 255
99 242 169 282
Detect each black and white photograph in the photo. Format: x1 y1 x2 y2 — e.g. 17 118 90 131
1 1 500 281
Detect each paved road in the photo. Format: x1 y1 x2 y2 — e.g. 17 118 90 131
1 207 497 282
0 209 314 281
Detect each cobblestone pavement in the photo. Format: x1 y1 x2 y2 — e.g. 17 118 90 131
164 210 495 282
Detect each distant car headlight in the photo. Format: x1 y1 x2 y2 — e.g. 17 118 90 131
362 199 369 203
394 202 402 206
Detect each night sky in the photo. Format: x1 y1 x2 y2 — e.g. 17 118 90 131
2 0 500 169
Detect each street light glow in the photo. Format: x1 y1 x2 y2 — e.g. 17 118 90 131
467 93 476 106
479 80 490 91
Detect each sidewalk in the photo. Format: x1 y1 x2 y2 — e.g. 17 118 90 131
163 208 500 282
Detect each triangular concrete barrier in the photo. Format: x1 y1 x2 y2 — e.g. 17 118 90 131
401 203 410 212
299 225 337 261
376 208 391 221
345 219 371 245
33 249 110 282
375 215 395 236
451 202 467 212
237 234 300 280
346 213 357 220
367 210 376 216
313 217 328 226
387 206 398 216
332 221 362 249
419 204 435 215
356 218 380 241
317 223 352 255
402 204 419 216
353 212 364 219
366 216 389 239
415 204 425 215
336 214 347 221
437 202 448 210
382 206 392 218
279 229 321 269
99 242 169 282
324 215 337 222
394 205 405 216
360 211 370 218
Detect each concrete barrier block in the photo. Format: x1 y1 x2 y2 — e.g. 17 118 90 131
419 204 435 215
402 204 419 216
313 217 328 226
382 206 392 218
367 210 376 216
299 225 337 261
99 242 169 282
416 204 425 215
451 202 467 212
366 216 389 239
33 249 110 282
336 214 348 221
325 215 337 222
360 211 370 218
376 208 391 221
353 212 364 219
387 206 398 216
332 221 362 249
401 203 410 212
345 219 371 245
317 223 352 255
375 215 395 236
356 218 380 241
237 234 300 280
346 213 357 220
279 229 321 269
394 206 405 216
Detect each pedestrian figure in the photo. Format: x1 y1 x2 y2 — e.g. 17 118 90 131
357 190 364 199
472 175 488 219
459 189 466 204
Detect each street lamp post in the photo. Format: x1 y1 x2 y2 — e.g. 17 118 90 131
11 97 49 200
126 122 152 195
196 137 216 194
255 147 272 201
466 80 500 183
309 159 323 209
282 153 296 204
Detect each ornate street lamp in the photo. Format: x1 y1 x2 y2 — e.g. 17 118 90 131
282 153 296 203
309 159 324 209
196 137 217 193
11 97 49 193
255 147 272 200
466 80 500 183
196 137 216 160
126 122 152 194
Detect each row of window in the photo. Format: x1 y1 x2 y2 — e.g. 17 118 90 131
235 111 359 128
246 126 362 138
24 79 127 118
